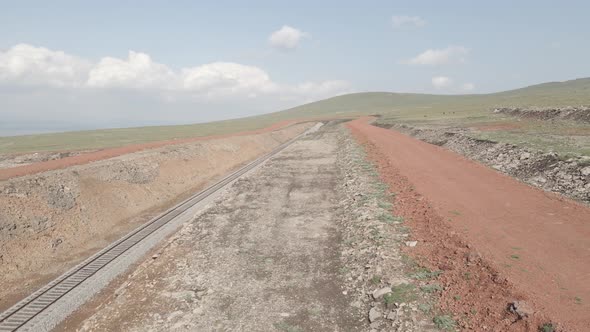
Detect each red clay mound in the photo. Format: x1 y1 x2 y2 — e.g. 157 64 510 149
0 120 296 181
347 117 590 331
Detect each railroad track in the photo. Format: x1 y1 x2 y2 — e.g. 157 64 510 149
0 123 323 332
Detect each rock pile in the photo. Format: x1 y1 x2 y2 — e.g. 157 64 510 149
336 128 436 331
492 106 590 123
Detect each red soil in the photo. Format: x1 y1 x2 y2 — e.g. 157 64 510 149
347 117 590 331
0 120 296 181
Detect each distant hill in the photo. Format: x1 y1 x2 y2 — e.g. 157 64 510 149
2 78 589 154
273 77 590 121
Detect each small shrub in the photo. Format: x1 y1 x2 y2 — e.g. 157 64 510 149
539 323 555 332
433 315 456 331
420 283 442 293
378 213 395 224
418 303 432 313
371 275 382 284
377 201 393 209
410 268 442 280
384 283 417 304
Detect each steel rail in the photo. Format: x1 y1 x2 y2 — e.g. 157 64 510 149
0 123 322 331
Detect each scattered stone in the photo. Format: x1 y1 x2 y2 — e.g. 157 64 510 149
368 307 382 323
166 310 183 322
45 182 79 211
372 287 392 300
386 310 397 320
405 241 418 247
351 300 362 308
152 254 159 259
51 238 63 248
508 300 533 319
465 251 481 264
493 106 590 123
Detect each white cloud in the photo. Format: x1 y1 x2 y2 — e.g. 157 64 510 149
462 82 475 91
404 46 469 65
182 62 277 97
430 77 475 92
268 25 306 50
0 43 350 101
0 44 352 134
280 80 351 102
87 51 177 89
0 44 91 87
431 76 453 89
392 16 426 28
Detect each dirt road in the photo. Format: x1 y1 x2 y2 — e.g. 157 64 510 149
347 117 590 331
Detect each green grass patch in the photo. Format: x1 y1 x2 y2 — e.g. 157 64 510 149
378 213 396 224
418 303 432 314
377 201 393 209
433 315 457 331
420 283 442 293
410 268 442 280
370 275 382 284
383 283 418 304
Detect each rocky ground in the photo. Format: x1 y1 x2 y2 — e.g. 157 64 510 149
0 151 88 170
59 124 438 331
0 123 310 311
376 123 590 204
492 106 590 123
351 117 590 331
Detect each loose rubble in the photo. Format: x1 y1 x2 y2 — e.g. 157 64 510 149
0 151 82 170
493 106 590 123
335 128 436 331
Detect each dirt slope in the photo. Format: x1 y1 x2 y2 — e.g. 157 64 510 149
0 120 297 181
0 123 310 311
347 117 590 331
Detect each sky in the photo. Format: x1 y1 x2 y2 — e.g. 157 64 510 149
1 0 589 136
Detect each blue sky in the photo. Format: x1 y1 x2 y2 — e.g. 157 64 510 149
1 0 589 135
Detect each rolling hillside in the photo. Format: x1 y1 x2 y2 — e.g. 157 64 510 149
1 78 589 154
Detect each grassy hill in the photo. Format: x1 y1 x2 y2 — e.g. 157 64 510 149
1 78 589 154
278 77 590 122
